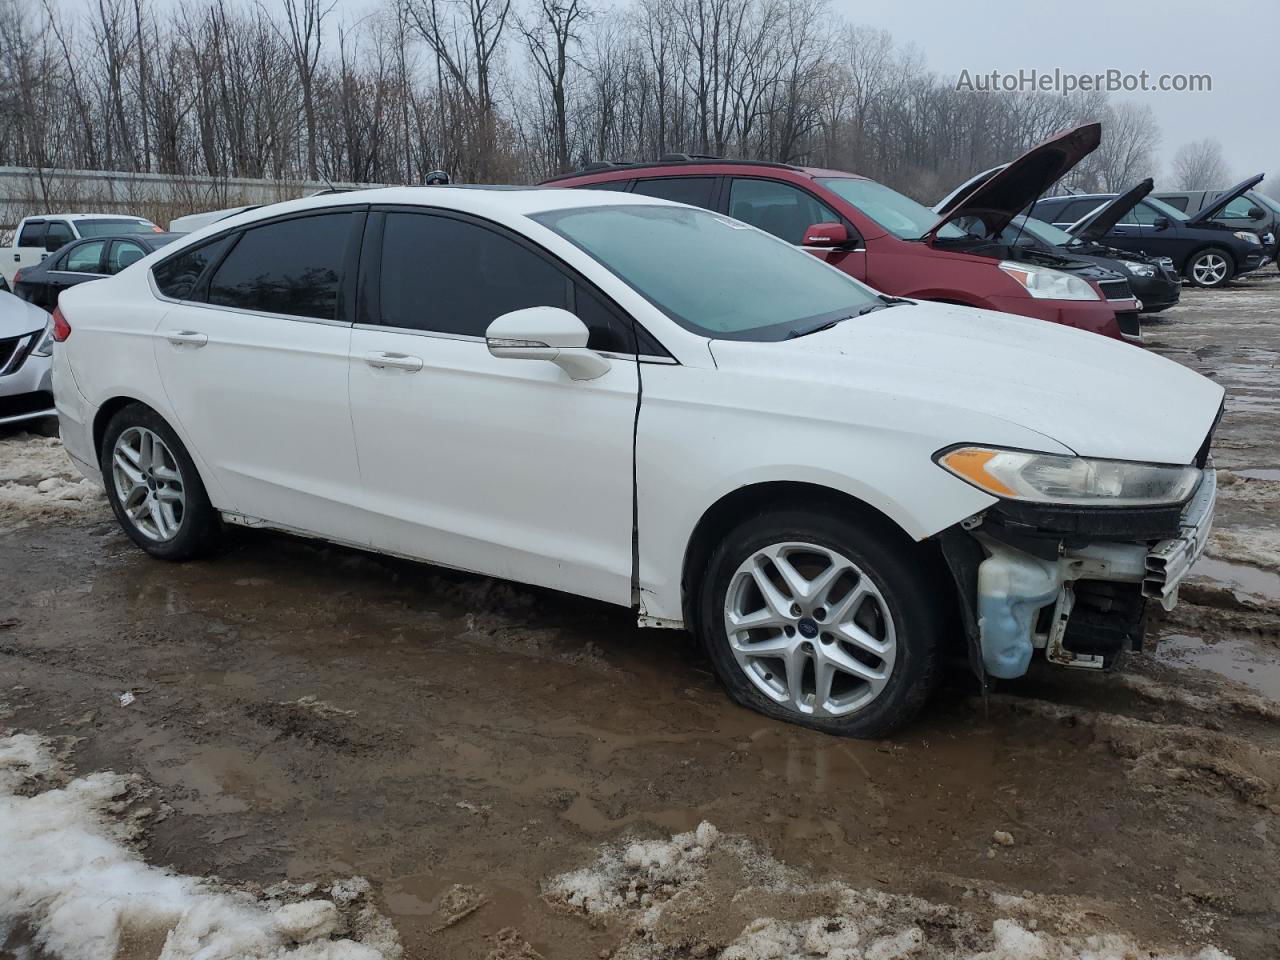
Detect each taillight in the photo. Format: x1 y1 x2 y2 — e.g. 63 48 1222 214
51 306 71 342
12 269 22 284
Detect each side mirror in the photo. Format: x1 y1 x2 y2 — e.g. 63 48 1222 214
485 306 611 381
802 222 849 248
1249 205 1266 221
1152 217 1170 231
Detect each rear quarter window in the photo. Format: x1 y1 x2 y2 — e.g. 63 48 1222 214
152 235 235 300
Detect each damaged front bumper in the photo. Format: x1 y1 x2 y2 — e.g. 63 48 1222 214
939 465 1216 680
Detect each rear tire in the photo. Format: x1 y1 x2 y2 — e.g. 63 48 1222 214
99 403 221 560
1185 247 1234 288
693 508 942 738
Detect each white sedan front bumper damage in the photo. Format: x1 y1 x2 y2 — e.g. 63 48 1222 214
964 466 1216 679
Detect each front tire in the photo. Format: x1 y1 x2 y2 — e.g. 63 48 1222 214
1185 247 1234 288
99 404 221 560
694 509 942 738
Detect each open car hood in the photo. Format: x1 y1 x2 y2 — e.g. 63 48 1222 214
1066 178 1154 241
1188 173 1265 225
927 123 1101 241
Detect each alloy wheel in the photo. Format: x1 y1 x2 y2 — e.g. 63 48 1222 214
111 426 186 542
1192 253 1228 286
723 541 897 718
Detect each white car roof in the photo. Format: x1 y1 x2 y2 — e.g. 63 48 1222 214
202 186 675 233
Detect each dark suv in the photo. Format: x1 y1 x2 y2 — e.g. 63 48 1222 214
1154 181 1278 268
545 124 1140 341
1031 175 1269 288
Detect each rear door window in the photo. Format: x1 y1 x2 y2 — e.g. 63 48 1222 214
1055 200 1105 224
62 241 107 273
17 221 45 247
44 220 74 251
107 240 148 274
728 178 842 245
207 212 356 320
1161 196 1191 212
631 177 717 209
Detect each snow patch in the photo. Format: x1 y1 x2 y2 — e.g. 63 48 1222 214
0 434 104 531
544 823 1233 960
0 730 401 960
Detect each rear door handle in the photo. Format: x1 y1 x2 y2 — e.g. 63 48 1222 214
363 351 423 372
165 330 208 347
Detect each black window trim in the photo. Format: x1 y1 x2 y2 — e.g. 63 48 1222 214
148 205 368 327
725 175 865 250
355 203 672 361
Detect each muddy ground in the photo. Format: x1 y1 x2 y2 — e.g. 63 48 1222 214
3 274 1280 959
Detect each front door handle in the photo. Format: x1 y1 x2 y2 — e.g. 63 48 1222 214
363 351 423 372
165 330 208 347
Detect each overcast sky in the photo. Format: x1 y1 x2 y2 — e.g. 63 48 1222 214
835 0 1278 190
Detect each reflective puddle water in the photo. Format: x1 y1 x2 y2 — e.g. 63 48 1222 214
1191 555 1280 603
1155 632 1280 700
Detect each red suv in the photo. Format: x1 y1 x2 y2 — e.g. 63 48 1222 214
545 123 1137 341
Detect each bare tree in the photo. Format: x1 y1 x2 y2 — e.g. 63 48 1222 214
274 0 335 179
518 0 588 175
1171 137 1230 190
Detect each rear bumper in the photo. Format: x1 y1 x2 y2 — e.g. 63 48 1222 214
939 466 1216 678
985 295 1123 340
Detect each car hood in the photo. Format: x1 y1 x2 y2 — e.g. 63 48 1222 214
708 302 1223 465
1066 179 1154 241
0 291 50 338
928 123 1101 242
1188 173 1265 225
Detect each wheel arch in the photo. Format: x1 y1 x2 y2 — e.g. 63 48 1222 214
93 395 150 459
679 480 949 628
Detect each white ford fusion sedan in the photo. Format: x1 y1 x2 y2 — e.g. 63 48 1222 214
51 187 1224 737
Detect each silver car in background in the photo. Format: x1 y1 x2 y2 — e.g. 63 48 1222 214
0 291 55 426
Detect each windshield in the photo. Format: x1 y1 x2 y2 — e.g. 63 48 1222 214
1006 216 1074 247
817 178 966 240
1142 197 1189 223
73 219 158 238
533 204 884 340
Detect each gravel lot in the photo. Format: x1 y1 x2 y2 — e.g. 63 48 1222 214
2 276 1279 959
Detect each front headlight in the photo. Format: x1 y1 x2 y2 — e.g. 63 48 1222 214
998 261 1099 301
1233 231 1262 246
30 317 55 357
936 446 1201 507
1121 260 1155 278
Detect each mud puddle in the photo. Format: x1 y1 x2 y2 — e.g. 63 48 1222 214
1192 555 1280 604
1155 632 1280 700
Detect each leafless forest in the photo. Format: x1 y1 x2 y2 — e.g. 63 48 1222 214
0 0 1168 201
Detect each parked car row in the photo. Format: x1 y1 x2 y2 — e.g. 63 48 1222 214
2 214 161 287
548 124 1146 341
48 177 1225 737
1031 173 1272 289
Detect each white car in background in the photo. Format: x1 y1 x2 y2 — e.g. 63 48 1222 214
51 188 1224 736
0 291 56 425
3 214 160 286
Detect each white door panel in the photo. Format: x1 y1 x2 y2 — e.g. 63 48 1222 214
153 306 367 543
349 328 637 605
